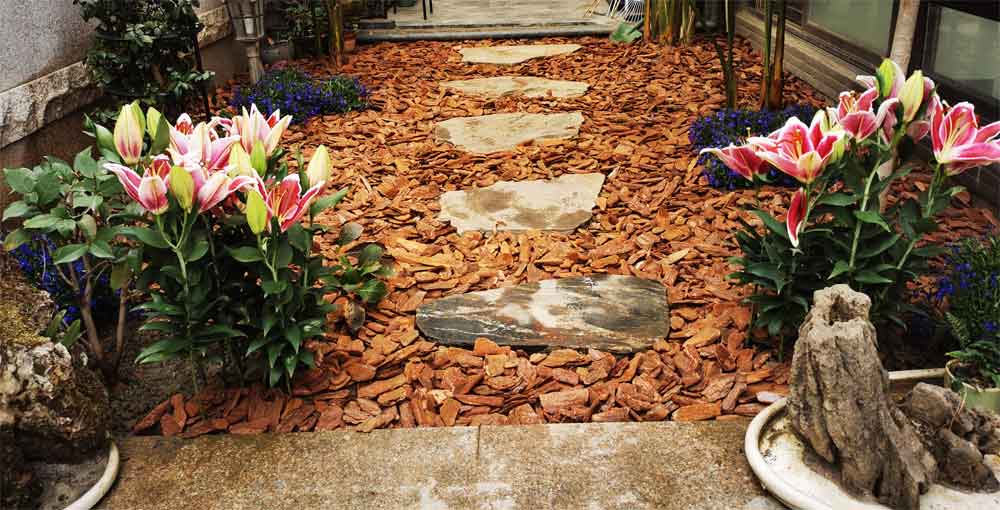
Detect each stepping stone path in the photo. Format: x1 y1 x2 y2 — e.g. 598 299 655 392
443 76 589 98
439 173 604 234
434 111 584 154
459 44 582 65
416 275 670 353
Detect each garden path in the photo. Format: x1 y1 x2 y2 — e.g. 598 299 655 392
136 37 997 437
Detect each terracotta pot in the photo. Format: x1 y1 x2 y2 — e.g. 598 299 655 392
944 359 1000 413
344 32 357 53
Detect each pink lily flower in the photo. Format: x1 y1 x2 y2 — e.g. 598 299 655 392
786 189 806 248
748 114 843 184
836 88 899 141
931 101 1000 175
105 157 171 215
196 172 255 212
230 104 293 156
252 174 324 232
698 144 768 181
169 122 240 173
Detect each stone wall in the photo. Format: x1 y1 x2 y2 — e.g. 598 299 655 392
735 7 999 213
0 1 243 172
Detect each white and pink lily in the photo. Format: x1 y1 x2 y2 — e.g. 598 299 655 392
229 104 292 156
698 144 769 181
748 113 843 184
931 101 1000 175
169 122 239 173
251 173 324 232
786 189 807 248
105 155 173 215
836 88 899 142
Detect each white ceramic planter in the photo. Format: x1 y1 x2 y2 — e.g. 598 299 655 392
745 371 1000 510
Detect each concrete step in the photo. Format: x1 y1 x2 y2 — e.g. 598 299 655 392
358 23 616 43
98 420 785 510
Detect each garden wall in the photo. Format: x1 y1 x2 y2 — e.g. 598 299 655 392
735 7 1000 214
0 0 244 172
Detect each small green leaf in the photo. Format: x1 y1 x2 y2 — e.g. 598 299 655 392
110 263 130 290
2 201 31 221
356 279 388 304
3 228 30 251
52 244 88 264
358 244 384 266
310 187 349 216
855 270 893 284
78 214 98 239
89 240 115 259
262 279 288 295
23 214 61 230
853 210 891 232
229 246 264 262
337 222 363 245
817 193 856 206
3 167 35 194
828 260 851 280
120 226 169 249
74 148 99 178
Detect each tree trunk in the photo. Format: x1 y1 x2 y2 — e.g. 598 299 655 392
766 0 786 110
643 0 652 41
325 0 346 68
890 0 920 71
759 0 774 109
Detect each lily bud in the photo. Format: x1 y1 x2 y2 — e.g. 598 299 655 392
250 140 267 176
113 103 144 165
168 165 195 212
829 136 847 164
229 144 255 177
305 145 332 188
95 124 115 153
246 190 268 235
899 71 925 122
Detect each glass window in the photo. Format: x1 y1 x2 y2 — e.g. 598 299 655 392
806 0 894 55
927 7 1000 100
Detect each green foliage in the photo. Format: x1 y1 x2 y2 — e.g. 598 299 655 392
3 143 138 380
74 0 212 114
610 23 642 44
731 156 951 346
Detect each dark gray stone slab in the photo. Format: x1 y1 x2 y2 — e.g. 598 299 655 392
416 275 669 353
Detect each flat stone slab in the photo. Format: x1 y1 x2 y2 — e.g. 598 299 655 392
100 421 785 510
439 173 604 234
443 76 590 98
416 275 669 353
459 44 582 64
434 112 584 154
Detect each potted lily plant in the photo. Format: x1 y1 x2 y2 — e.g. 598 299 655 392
938 233 1000 412
702 58 1000 358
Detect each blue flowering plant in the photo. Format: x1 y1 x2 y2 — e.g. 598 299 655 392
2 114 149 381
230 67 369 124
937 234 1000 388
689 105 816 189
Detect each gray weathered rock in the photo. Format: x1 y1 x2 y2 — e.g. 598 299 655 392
787 284 936 510
443 76 589 98
439 173 605 234
0 276 110 464
935 428 1000 491
417 275 669 353
459 44 582 65
434 112 584 154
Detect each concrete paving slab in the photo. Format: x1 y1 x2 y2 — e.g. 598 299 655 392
459 44 582 65
98 420 784 510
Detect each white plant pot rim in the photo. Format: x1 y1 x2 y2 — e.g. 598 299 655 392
744 369 947 510
64 440 119 510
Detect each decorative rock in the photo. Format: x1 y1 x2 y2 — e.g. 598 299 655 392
459 44 581 65
417 275 669 353
434 112 584 154
787 285 935 510
443 76 589 98
438 173 604 234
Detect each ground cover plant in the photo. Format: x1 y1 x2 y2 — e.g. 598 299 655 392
713 59 1000 348
230 67 369 124
689 105 816 188
938 233 1000 388
125 37 999 437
